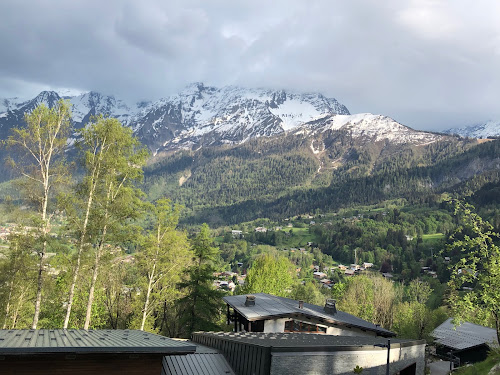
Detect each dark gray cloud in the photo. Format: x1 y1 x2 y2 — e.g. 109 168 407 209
1 0 499 130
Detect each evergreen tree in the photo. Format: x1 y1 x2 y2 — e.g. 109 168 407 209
178 224 224 336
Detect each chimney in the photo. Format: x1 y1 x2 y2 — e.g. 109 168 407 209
324 299 337 315
245 295 256 307
298 300 304 309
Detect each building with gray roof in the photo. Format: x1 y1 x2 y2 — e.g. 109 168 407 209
223 293 394 337
0 329 196 375
192 331 425 375
432 318 499 364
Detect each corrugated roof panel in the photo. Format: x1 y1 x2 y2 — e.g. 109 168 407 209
432 318 498 351
0 329 196 354
163 353 235 375
193 331 420 349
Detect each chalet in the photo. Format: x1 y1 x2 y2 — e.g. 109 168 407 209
344 269 356 276
254 227 267 233
0 329 195 375
363 262 374 268
223 293 395 337
432 318 499 366
231 230 243 237
313 271 327 280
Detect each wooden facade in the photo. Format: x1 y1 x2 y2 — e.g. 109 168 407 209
0 353 163 375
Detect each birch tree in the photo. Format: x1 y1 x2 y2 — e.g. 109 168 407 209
82 118 148 330
136 199 191 331
63 116 130 328
6 100 71 328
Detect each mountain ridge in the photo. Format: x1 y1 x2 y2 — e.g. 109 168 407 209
0 83 448 154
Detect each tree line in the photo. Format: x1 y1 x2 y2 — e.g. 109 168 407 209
0 101 223 336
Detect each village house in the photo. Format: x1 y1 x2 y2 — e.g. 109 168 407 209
432 318 499 367
231 230 243 237
313 271 327 280
224 293 394 337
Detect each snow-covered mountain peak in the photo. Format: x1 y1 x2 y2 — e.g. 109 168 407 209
444 121 500 138
299 113 443 145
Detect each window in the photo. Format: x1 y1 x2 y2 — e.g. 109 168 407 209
284 320 327 333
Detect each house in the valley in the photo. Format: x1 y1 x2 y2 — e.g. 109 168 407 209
223 293 395 337
312 271 327 280
432 318 499 366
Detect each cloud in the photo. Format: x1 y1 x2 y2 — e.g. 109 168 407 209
0 0 499 130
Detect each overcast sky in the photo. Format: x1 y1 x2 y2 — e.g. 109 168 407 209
1 0 499 131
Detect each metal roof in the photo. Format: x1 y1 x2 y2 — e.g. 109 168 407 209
162 354 235 375
0 329 196 355
432 318 499 351
193 332 423 351
223 293 395 336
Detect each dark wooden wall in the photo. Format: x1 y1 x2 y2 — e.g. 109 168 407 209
0 353 163 375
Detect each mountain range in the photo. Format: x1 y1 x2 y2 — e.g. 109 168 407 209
3 82 494 154
1 84 499 224
444 121 500 138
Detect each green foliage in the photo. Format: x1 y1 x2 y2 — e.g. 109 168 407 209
446 199 500 342
178 224 224 337
133 199 191 331
243 253 297 297
291 281 325 305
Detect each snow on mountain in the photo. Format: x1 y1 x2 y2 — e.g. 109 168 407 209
444 121 500 138
131 83 350 153
69 91 147 125
296 113 443 146
0 83 447 153
0 96 27 114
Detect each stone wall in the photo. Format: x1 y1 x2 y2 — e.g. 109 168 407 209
269 343 425 375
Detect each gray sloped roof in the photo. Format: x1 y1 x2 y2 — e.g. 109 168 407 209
223 293 394 337
162 354 235 375
0 329 196 355
432 318 499 351
194 331 421 350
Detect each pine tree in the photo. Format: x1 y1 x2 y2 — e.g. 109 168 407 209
178 224 224 336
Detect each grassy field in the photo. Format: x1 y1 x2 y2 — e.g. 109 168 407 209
421 233 445 244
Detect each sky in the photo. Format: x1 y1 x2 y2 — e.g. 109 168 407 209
1 0 500 131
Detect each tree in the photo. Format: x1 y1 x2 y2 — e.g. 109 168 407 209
243 253 296 297
81 118 148 329
446 199 500 343
291 281 325 305
393 280 433 340
178 224 224 337
0 230 37 329
62 116 148 328
136 199 191 331
6 100 71 328
338 274 398 329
